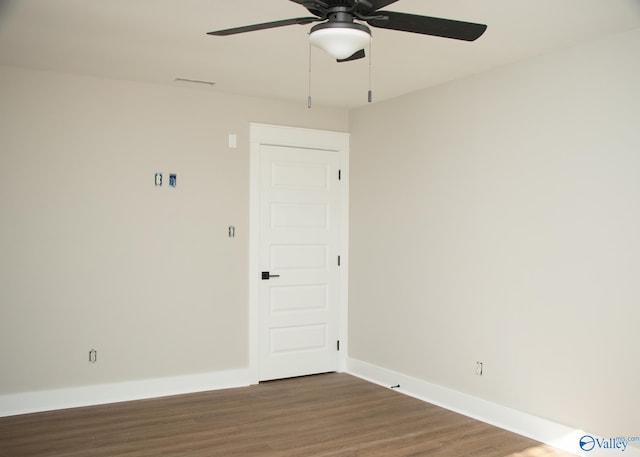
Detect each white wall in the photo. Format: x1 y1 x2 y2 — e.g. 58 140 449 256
0 66 348 395
348 28 640 438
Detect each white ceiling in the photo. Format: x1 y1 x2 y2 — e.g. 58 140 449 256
1 0 640 108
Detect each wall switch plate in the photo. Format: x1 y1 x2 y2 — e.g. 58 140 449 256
228 134 237 149
155 173 163 186
476 361 484 376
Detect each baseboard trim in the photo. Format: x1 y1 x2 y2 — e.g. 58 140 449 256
0 368 251 418
346 358 639 457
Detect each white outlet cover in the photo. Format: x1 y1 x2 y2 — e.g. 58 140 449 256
228 134 237 149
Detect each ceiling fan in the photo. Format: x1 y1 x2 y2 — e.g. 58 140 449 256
207 0 487 62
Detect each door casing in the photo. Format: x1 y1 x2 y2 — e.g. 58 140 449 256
249 123 349 383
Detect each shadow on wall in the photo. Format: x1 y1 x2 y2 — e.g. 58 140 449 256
0 0 16 20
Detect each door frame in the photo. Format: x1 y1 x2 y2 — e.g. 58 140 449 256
249 123 349 384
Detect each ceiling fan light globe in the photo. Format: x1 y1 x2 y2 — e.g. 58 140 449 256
309 26 371 60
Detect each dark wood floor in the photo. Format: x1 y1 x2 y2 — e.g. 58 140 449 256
0 373 575 457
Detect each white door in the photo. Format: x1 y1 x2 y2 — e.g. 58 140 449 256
250 124 348 382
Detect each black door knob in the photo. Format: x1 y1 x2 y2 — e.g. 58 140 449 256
261 271 281 280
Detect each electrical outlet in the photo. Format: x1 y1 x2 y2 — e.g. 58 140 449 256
476 361 483 376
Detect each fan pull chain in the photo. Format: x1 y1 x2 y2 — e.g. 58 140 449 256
308 42 313 109
368 38 373 103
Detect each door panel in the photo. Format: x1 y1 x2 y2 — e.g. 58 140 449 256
270 203 328 229
269 324 328 354
270 284 328 313
270 244 328 270
258 143 341 381
270 162 330 190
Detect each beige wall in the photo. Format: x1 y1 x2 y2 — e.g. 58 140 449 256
2 24 639 441
348 28 640 437
0 66 348 393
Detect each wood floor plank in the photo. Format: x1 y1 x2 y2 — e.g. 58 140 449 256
0 373 576 457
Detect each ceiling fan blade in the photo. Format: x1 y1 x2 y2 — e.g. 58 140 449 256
208 17 319 36
337 48 366 63
367 11 487 41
